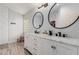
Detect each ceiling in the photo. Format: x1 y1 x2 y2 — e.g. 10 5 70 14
0 3 42 15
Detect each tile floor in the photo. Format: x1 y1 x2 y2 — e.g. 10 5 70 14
0 42 30 55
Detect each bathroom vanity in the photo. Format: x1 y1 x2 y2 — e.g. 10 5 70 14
24 3 79 55
24 33 79 55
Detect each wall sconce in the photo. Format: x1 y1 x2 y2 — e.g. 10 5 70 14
38 3 48 9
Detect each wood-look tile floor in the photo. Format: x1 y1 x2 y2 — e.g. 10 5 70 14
0 42 30 55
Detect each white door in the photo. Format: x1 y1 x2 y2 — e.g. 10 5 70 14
8 10 23 43
8 19 17 43
8 10 17 43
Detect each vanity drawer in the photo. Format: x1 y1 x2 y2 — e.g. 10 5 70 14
55 42 78 55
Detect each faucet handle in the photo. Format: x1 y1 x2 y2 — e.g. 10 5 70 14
63 34 68 37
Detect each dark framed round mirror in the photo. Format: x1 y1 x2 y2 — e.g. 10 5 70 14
48 3 79 29
32 12 44 29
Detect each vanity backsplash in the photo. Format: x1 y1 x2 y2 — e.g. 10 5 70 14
34 29 69 38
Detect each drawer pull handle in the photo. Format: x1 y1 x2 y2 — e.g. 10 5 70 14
51 46 56 49
34 39 37 40
33 48 37 51
34 44 37 46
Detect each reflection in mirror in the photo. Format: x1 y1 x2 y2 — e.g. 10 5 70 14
32 12 44 29
48 3 79 29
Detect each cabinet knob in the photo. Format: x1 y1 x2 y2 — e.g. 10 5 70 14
34 39 37 40
34 44 37 46
33 48 37 51
51 45 56 49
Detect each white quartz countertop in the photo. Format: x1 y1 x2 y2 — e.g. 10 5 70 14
25 33 79 47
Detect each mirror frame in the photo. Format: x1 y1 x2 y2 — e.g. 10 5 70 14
32 12 44 29
48 3 79 29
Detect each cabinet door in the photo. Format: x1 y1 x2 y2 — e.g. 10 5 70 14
24 35 34 53
30 36 38 55
33 36 41 55
38 38 57 55
24 35 40 55
56 42 77 55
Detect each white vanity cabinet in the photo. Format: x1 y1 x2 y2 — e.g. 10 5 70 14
24 35 34 54
38 38 78 55
24 34 78 55
31 36 40 55
24 34 40 55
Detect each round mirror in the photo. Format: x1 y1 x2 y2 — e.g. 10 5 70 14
48 3 79 29
32 12 44 29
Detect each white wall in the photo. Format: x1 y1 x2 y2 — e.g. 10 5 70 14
0 5 8 44
0 5 23 44
24 3 79 39
24 8 37 33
